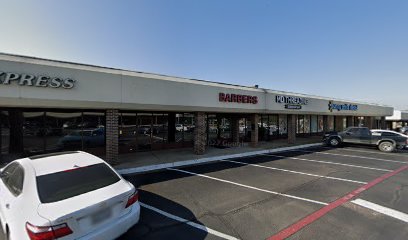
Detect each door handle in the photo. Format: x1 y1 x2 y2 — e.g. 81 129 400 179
5 204 10 209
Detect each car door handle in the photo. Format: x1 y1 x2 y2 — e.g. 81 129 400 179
5 204 10 209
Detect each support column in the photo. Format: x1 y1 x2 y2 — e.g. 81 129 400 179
194 112 207 155
347 116 354 127
106 109 119 165
335 116 344 132
9 109 24 154
168 113 176 143
250 114 259 147
366 116 373 129
288 114 296 144
231 117 240 143
380 117 386 129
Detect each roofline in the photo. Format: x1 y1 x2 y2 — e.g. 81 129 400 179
0 52 392 108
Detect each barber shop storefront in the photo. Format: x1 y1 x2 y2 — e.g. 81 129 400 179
0 53 393 164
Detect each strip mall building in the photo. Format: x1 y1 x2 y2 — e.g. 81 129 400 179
0 53 393 163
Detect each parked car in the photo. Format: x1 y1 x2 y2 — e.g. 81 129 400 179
175 124 187 132
323 127 408 152
399 126 408 135
0 151 140 240
57 128 105 150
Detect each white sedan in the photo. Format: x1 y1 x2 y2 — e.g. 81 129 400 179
0 151 140 240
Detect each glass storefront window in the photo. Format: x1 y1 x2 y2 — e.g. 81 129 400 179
220 117 231 139
318 116 324 132
304 115 310 134
297 115 304 134
0 111 10 155
268 115 279 138
45 112 83 153
279 115 287 135
119 113 137 153
311 115 318 133
137 113 152 151
343 117 347 130
259 115 268 141
82 112 106 156
23 112 45 155
183 113 194 143
239 118 247 140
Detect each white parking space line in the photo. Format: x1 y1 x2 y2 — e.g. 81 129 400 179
221 159 367 184
265 154 392 172
351 199 408 223
140 202 240 240
168 168 328 206
292 150 408 164
320 147 408 158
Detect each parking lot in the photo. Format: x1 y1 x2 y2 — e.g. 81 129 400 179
120 146 408 240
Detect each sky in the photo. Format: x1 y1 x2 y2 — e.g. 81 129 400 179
1 0 407 109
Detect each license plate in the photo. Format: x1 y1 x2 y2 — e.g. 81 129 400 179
91 208 112 225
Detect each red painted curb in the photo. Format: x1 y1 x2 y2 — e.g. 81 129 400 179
268 164 408 240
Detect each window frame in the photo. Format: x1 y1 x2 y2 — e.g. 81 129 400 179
1 162 25 197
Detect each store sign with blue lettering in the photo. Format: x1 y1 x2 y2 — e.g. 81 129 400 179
328 101 358 112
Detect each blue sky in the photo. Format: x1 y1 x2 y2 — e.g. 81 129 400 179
1 0 407 109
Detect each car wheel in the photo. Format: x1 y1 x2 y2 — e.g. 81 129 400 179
379 141 395 152
329 137 340 147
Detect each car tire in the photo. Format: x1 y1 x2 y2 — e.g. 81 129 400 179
328 137 341 147
378 141 395 152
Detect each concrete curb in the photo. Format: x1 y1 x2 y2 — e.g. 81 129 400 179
117 143 323 175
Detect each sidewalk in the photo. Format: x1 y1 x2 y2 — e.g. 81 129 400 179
115 136 323 175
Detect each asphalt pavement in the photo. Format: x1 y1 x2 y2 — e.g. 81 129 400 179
119 145 408 240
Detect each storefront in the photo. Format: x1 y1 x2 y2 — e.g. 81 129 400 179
0 53 393 163
386 110 408 130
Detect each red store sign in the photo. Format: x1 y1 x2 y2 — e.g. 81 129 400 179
219 93 258 104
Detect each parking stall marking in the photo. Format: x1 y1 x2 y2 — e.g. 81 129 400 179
293 149 408 164
351 199 408 223
140 202 240 240
320 147 408 158
264 154 392 172
221 159 367 184
167 168 328 206
267 164 408 240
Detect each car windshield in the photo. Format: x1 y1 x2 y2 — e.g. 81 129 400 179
36 163 120 203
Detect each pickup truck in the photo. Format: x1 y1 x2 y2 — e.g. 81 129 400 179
323 127 408 152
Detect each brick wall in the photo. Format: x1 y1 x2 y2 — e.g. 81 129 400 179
194 112 207 155
250 114 259 147
288 114 296 144
106 109 119 165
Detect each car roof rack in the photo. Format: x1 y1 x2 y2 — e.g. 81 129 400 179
28 151 80 160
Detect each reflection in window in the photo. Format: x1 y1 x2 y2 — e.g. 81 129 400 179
46 112 82 152
311 115 318 133
279 115 287 135
297 115 304 134
318 116 324 132
23 112 45 155
304 115 310 134
0 111 10 155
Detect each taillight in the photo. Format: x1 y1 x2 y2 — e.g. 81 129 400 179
26 222 73 240
125 190 139 208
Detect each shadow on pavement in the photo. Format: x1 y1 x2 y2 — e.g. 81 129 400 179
118 190 208 240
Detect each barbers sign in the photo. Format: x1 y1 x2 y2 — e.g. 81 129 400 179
0 71 75 89
275 95 308 110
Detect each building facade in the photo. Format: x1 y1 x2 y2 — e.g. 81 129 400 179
386 110 408 130
0 53 393 163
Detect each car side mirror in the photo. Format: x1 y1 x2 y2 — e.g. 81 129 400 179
0 169 6 179
346 132 351 135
